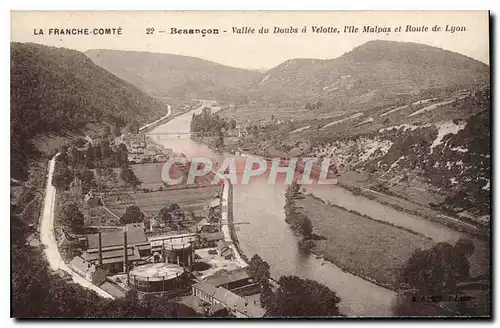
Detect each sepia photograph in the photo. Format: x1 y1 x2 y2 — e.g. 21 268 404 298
10 10 491 318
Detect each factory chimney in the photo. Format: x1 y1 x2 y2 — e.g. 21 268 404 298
123 229 128 274
98 231 103 267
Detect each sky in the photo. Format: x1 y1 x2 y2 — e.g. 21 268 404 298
11 11 490 71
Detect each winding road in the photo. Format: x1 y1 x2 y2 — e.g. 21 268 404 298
39 105 173 299
39 154 114 299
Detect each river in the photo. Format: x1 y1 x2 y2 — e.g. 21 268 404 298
148 100 486 316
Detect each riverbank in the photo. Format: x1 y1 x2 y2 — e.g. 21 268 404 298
226 183 250 264
146 101 249 268
294 193 435 291
337 180 488 240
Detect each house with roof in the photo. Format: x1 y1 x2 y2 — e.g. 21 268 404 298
203 267 259 296
204 267 253 291
70 256 106 285
198 231 224 248
81 226 151 274
191 282 266 318
216 240 233 260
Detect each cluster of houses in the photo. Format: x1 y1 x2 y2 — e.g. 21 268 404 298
112 133 173 164
57 220 265 317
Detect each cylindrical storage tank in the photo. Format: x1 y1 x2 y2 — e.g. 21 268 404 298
163 241 193 267
128 263 187 293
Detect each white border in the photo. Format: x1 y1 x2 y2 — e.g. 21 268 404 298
4 1 497 328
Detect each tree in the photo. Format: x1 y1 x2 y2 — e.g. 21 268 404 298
101 125 111 137
267 276 341 317
129 121 140 134
75 138 87 148
111 125 121 138
398 238 476 296
159 204 183 227
52 167 74 191
101 143 111 160
260 280 274 309
120 205 145 225
62 203 85 232
78 169 96 193
298 216 313 237
229 119 237 129
120 167 141 189
305 103 312 110
116 143 129 166
248 254 271 283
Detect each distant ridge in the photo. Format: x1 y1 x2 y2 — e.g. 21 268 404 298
86 41 489 106
250 40 489 104
85 49 261 100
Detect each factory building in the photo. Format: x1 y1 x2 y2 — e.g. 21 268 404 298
192 282 266 318
81 225 151 274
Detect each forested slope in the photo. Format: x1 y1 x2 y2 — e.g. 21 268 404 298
11 42 167 179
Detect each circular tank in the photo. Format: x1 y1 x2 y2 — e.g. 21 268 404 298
129 262 187 292
163 240 193 267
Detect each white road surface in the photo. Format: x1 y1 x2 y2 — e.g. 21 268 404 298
40 154 114 299
219 180 248 268
139 105 172 132
39 106 176 299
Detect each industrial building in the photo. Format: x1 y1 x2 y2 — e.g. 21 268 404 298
81 225 151 274
192 282 266 318
204 267 259 296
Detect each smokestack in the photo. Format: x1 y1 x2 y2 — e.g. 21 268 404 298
123 229 128 274
98 231 103 266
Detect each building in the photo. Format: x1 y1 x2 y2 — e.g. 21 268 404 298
81 226 151 274
57 229 79 259
70 256 106 285
204 268 258 295
216 240 233 260
192 282 266 318
198 231 224 248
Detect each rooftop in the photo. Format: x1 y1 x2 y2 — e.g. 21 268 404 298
82 247 141 264
70 256 100 275
204 268 250 287
213 287 266 318
200 231 224 242
86 226 148 249
130 263 185 282
192 281 218 296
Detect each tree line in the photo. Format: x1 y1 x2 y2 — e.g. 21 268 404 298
284 182 315 252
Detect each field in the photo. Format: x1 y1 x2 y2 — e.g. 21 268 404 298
296 194 434 289
131 163 217 190
103 185 222 219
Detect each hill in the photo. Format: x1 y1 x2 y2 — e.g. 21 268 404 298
85 49 261 100
251 40 489 106
11 42 168 179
